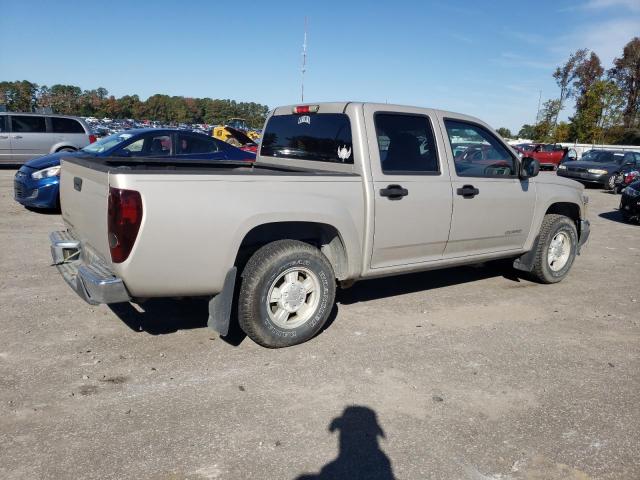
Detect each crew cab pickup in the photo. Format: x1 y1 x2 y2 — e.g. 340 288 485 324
50 102 590 348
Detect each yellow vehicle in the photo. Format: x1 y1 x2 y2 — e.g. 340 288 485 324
213 118 261 144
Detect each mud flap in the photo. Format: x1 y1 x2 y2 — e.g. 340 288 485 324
513 235 539 273
207 267 237 337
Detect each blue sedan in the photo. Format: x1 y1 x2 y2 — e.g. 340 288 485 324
14 128 256 210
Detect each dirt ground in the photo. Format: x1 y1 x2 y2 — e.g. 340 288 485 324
0 168 638 480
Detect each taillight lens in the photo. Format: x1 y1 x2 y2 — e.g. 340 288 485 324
292 105 319 114
89 134 97 143
107 187 143 263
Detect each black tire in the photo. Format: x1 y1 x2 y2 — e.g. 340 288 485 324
621 210 633 223
238 240 335 348
56 147 76 153
529 214 578 284
605 174 617 190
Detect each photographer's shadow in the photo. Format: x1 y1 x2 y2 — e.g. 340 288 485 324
296 406 395 480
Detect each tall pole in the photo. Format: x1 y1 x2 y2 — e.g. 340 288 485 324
535 90 542 124
301 17 308 102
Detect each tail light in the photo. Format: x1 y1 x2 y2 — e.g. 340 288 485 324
107 187 143 263
89 134 97 143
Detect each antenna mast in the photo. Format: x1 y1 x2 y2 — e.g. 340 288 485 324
301 17 308 102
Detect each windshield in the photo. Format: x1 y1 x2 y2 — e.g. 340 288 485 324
82 132 134 153
581 150 625 164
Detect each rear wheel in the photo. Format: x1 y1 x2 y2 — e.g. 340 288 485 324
238 240 336 348
529 214 578 284
605 174 617 190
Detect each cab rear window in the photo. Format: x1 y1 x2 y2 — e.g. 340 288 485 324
260 113 353 164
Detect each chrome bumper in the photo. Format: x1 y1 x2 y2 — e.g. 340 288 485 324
50 231 131 305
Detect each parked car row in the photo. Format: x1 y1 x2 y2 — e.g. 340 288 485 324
14 128 255 209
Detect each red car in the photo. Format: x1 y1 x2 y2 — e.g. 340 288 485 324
513 143 571 170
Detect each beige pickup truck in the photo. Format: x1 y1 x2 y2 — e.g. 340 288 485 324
50 102 590 348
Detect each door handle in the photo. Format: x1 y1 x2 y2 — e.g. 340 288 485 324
12 135 22 139
456 184 480 198
380 184 409 200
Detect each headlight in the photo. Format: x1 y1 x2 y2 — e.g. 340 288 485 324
587 169 608 175
558 165 567 170
31 166 61 180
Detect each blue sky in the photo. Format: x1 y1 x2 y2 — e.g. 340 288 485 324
1 0 638 131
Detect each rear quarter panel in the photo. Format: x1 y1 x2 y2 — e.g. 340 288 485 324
109 173 365 297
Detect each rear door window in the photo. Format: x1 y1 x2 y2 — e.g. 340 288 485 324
0 116 5 132
52 117 85 134
374 113 439 174
178 134 220 154
260 113 353 163
11 115 47 133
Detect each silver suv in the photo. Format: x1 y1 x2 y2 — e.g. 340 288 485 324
0 113 95 164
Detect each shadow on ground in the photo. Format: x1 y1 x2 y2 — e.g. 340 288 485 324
109 298 210 335
599 210 638 225
108 261 521 341
338 261 522 305
296 406 396 480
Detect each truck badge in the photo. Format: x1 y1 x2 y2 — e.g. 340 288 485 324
298 115 311 125
337 145 352 161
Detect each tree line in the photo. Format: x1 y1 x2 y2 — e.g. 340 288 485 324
499 36 640 145
0 81 269 128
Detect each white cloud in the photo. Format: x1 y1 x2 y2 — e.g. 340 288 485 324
554 17 640 65
584 0 640 12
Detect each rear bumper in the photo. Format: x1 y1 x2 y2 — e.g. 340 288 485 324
50 230 130 305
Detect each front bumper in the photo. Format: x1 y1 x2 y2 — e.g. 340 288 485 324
557 170 608 184
50 230 131 305
14 168 60 209
620 193 640 217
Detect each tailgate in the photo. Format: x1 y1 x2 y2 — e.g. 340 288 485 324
59 158 111 262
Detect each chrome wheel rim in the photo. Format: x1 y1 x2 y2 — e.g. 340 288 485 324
267 267 321 329
547 232 571 271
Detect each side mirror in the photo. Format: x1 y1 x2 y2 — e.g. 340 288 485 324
520 157 540 179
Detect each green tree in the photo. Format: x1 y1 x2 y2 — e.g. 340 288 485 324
0 80 39 111
608 37 640 128
517 124 535 139
552 49 587 127
496 127 512 138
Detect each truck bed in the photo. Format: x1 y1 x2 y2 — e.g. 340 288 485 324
59 155 365 298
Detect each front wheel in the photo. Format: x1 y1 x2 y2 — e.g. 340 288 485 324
605 174 617 190
238 240 336 348
56 147 76 153
529 214 578 284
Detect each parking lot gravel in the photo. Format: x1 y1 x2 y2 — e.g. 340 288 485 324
0 168 638 479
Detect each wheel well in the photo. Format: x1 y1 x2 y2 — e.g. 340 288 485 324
545 202 581 232
55 146 77 152
235 222 348 280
